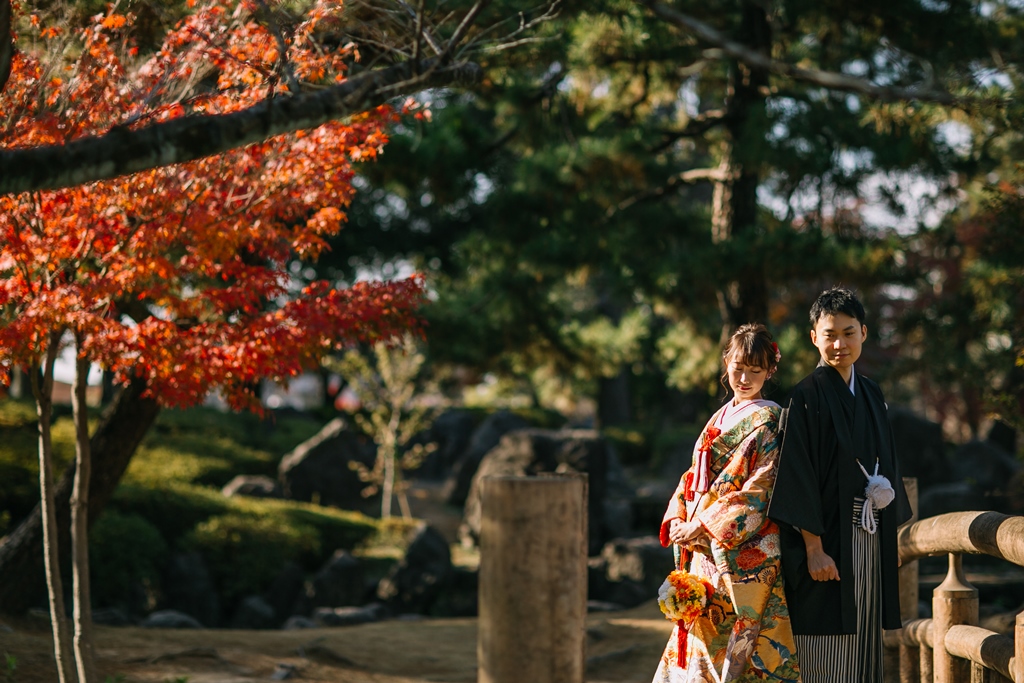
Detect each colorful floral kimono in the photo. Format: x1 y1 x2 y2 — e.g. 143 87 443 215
653 401 800 683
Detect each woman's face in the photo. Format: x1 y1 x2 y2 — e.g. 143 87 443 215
725 353 769 402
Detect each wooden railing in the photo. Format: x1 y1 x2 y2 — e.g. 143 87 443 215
890 480 1024 683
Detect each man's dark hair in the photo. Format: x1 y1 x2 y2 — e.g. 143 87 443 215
809 286 866 326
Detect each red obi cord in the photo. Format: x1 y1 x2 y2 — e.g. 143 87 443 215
677 621 688 668
684 426 721 501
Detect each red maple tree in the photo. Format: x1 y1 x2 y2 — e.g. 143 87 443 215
0 3 425 681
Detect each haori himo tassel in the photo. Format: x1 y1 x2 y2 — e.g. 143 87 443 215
856 459 895 534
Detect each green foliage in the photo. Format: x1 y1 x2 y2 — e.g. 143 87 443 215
184 513 321 602
4 653 16 683
89 511 169 613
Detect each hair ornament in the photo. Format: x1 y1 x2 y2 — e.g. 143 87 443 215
771 342 781 364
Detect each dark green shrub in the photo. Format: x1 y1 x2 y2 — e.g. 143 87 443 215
89 511 169 614
184 513 321 603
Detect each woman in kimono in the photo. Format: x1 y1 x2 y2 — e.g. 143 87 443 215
654 324 800 683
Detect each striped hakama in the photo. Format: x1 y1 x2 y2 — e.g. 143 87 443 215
794 498 883 683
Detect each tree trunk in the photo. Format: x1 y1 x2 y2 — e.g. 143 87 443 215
70 349 96 683
32 334 76 683
0 375 161 615
712 0 772 333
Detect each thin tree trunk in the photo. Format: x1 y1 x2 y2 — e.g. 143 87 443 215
712 0 772 332
31 332 76 683
70 347 95 683
0 375 161 615
381 410 401 518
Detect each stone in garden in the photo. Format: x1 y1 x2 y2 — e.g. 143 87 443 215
221 474 283 499
282 615 317 630
460 429 610 554
600 535 674 596
428 566 478 617
313 603 387 627
413 409 479 480
295 550 365 614
444 410 530 506
262 562 306 623
229 595 277 630
161 551 222 627
950 439 1020 497
377 523 452 614
888 407 949 489
141 609 203 629
278 417 378 512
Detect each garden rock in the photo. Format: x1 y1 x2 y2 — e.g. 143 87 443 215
428 566 478 617
459 429 610 554
278 417 378 512
221 475 283 499
282 615 317 629
600 536 674 596
377 523 452 614
161 551 222 627
294 550 365 614
313 603 388 627
141 609 203 629
917 481 990 519
888 407 949 489
950 439 1021 499
230 595 277 630
445 410 529 506
263 562 306 623
414 409 479 480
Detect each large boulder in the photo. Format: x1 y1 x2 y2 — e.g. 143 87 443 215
229 595 277 630
945 439 1021 513
444 410 530 506
141 609 203 629
160 551 222 627
599 536 674 596
221 475 283 499
263 562 306 623
413 409 480 480
278 417 378 512
293 550 366 615
888 407 950 489
459 429 610 555
377 524 452 615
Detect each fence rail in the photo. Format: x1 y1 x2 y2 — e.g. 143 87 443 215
894 483 1024 683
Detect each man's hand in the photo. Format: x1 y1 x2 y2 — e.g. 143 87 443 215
800 529 840 582
668 518 703 545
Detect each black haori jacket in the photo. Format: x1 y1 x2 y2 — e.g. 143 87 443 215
767 362 913 635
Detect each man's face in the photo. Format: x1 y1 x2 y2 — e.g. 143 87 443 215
811 312 867 374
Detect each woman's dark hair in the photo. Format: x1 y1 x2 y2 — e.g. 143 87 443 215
720 323 779 394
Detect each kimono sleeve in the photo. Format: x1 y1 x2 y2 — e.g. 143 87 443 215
659 476 687 548
767 386 826 537
698 424 780 550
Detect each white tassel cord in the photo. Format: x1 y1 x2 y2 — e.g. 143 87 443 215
856 460 895 535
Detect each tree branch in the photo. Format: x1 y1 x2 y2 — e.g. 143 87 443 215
0 58 482 195
639 0 976 106
0 0 12 95
608 167 730 217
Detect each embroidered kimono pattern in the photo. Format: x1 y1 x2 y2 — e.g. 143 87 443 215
654 404 800 683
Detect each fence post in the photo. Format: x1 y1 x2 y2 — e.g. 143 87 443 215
900 477 921 683
933 553 978 683
477 474 588 683
1015 611 1024 683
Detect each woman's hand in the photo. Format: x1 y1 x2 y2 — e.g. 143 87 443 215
668 518 704 546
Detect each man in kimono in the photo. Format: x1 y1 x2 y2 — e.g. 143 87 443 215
768 287 913 683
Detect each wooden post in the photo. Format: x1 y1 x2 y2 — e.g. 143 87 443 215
478 475 588 683
933 553 978 683
900 477 920 683
1015 611 1024 683
921 639 934 683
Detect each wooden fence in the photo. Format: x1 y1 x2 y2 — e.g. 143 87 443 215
890 478 1024 683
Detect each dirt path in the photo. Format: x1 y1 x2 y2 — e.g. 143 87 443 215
2 601 672 683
